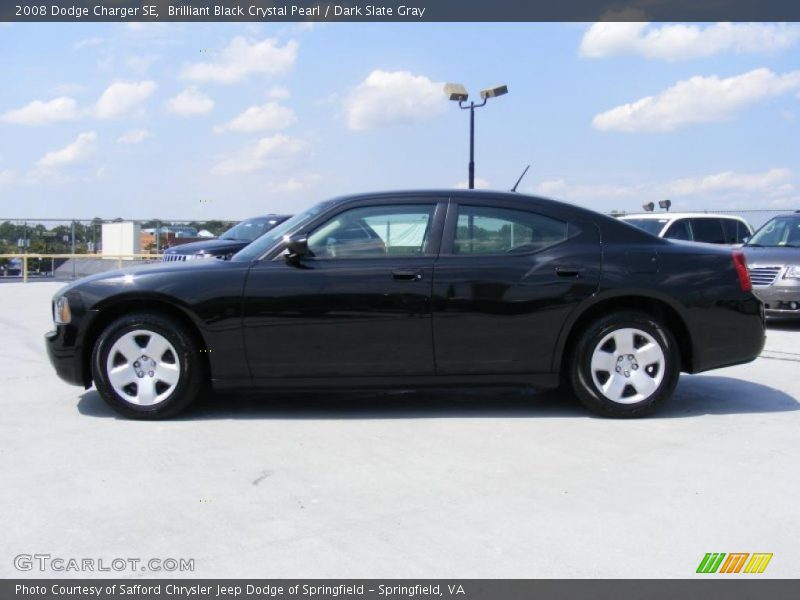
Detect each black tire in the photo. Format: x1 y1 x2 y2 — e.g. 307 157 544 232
569 310 680 418
91 312 206 419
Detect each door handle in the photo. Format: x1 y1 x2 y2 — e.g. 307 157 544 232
555 266 585 278
392 269 424 281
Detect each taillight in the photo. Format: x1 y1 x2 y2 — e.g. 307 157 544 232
732 251 751 292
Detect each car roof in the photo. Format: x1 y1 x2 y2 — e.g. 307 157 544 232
620 212 750 222
328 189 598 214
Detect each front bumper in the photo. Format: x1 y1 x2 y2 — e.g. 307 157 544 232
753 286 800 317
45 326 87 387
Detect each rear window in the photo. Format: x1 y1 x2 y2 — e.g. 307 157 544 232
720 219 749 244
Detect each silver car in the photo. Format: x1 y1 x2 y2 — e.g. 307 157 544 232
742 212 800 318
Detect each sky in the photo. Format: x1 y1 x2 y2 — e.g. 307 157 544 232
0 21 799 220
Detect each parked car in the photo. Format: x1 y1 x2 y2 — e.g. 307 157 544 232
3 257 22 276
46 190 764 420
619 213 753 244
742 212 800 318
160 225 198 238
162 214 290 262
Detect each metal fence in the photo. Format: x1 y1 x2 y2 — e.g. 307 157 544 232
0 253 165 283
0 218 237 256
608 209 795 230
1 209 796 283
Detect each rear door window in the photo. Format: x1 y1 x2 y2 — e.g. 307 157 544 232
453 205 568 255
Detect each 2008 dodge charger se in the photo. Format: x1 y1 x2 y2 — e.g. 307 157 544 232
46 190 765 419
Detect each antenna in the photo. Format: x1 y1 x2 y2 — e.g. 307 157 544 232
510 165 530 192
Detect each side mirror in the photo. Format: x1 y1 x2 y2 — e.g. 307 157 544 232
742 236 750 244
283 234 309 260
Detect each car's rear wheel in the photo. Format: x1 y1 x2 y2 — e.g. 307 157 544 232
569 311 680 417
91 312 205 419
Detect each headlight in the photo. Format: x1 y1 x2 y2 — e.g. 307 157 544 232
54 296 71 324
784 266 800 279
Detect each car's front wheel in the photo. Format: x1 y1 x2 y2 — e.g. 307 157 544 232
569 311 680 417
91 312 205 419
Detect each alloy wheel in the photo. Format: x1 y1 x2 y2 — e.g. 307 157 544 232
589 327 666 404
105 329 181 406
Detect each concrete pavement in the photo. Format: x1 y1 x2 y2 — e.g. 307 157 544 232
1 282 798 578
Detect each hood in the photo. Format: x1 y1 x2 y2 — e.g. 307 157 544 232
56 259 232 298
164 238 248 256
742 245 800 266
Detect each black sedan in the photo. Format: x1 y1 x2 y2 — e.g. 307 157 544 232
46 190 765 419
161 214 291 262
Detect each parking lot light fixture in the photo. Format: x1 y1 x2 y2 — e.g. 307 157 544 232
444 83 469 103
445 82 509 189
480 85 508 99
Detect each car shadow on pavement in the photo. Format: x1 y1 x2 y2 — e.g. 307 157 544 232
767 318 800 332
76 375 798 421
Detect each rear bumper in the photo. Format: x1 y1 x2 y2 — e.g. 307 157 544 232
45 327 87 387
688 298 765 373
753 286 800 317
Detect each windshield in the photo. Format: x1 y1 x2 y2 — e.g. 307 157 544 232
231 201 334 262
621 218 669 236
747 216 800 247
220 217 281 242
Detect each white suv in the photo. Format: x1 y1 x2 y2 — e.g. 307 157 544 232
619 213 753 244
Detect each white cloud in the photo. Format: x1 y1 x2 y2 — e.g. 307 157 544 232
117 129 152 144
95 81 157 119
0 169 15 188
214 102 296 133
166 87 215 116
212 134 306 175
37 132 98 168
343 70 447 131
454 178 491 190
267 85 291 100
1 97 79 125
593 68 800 133
580 22 800 61
265 174 321 193
533 169 795 208
669 168 794 196
181 36 298 84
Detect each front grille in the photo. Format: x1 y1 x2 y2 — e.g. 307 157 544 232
748 266 782 287
162 254 188 262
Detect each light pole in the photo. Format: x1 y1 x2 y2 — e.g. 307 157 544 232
444 83 508 189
